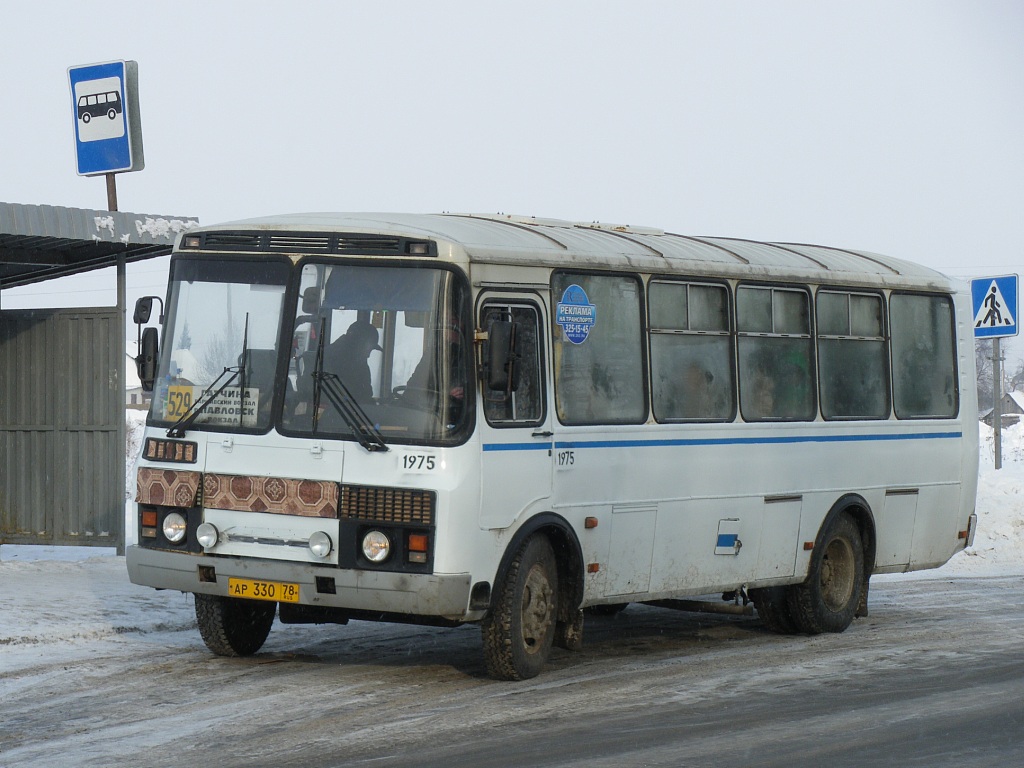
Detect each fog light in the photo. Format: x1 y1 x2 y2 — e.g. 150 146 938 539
162 512 187 543
362 530 391 563
309 530 333 558
196 522 219 549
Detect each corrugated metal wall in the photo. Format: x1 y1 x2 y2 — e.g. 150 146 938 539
0 308 123 546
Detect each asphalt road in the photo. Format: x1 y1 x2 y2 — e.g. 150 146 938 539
2 571 1023 767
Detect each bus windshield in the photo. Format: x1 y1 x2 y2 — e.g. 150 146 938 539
281 262 471 446
150 258 290 432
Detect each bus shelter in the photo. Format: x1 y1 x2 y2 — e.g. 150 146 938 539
0 202 198 552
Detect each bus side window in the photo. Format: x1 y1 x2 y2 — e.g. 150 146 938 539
481 304 543 425
649 280 735 422
817 290 890 420
890 293 957 418
551 272 646 425
737 285 816 421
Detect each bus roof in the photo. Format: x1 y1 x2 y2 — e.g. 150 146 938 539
187 212 957 291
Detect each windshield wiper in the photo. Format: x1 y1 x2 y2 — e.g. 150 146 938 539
166 315 251 438
310 317 388 452
165 366 241 438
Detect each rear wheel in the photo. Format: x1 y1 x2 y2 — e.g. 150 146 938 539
749 586 798 634
482 536 559 680
788 513 864 634
195 594 276 656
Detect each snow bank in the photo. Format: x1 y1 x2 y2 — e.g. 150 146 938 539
934 421 1024 577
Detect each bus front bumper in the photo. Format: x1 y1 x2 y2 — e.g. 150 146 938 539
126 545 476 621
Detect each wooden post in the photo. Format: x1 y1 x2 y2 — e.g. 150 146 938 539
105 173 118 212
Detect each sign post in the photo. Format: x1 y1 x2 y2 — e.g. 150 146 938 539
972 275 1019 469
68 59 145 554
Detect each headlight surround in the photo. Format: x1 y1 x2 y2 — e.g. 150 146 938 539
308 530 333 558
162 512 187 543
361 530 391 563
196 522 219 549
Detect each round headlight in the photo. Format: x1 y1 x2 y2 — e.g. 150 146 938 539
196 522 219 549
361 530 391 563
162 512 187 543
309 530 333 558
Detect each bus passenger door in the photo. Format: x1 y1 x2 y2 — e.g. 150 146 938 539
478 299 553 529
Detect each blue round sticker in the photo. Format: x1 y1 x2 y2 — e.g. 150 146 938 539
556 284 596 344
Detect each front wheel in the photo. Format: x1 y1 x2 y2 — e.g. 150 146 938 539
195 594 276 656
481 535 559 680
788 513 864 634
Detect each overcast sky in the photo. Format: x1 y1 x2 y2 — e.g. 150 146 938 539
2 1 1023 355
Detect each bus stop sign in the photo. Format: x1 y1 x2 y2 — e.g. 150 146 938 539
68 60 145 176
972 274 1018 338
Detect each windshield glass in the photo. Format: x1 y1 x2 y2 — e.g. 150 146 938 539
282 262 471 445
149 258 290 432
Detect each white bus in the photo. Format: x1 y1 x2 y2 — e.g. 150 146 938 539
127 213 978 680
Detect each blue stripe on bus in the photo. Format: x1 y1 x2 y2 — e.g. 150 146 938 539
482 431 962 452
482 442 554 452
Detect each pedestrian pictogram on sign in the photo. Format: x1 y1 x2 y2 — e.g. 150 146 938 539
972 275 1019 338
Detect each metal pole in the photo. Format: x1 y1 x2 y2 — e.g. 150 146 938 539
109 171 125 553
994 337 1002 470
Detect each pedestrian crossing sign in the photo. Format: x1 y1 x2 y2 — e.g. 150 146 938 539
971 275 1018 338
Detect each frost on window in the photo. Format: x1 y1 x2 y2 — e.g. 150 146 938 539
890 293 957 419
737 286 815 421
817 291 890 420
649 281 734 422
552 272 645 425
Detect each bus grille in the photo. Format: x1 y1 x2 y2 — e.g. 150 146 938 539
340 484 435 525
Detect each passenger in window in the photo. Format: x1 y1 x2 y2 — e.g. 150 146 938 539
326 320 381 401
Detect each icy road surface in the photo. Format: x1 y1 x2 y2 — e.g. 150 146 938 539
2 558 1023 767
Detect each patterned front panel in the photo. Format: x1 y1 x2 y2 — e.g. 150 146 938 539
203 474 339 518
136 468 202 508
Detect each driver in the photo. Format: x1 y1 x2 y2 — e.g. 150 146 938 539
325 320 381 401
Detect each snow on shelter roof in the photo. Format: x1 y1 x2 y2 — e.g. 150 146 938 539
0 201 199 288
193 212 957 292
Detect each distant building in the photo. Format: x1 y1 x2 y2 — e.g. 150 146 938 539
981 390 1024 427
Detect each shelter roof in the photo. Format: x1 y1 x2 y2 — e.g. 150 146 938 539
0 201 198 288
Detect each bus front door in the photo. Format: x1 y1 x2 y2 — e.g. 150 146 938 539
478 299 553 529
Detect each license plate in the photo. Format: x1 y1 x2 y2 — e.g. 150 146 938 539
227 577 300 603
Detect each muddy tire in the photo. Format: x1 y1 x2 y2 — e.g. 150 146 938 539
481 535 559 681
195 594 276 656
749 586 798 634
788 513 864 634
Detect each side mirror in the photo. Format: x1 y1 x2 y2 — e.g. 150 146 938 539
136 327 159 392
301 287 319 315
133 295 164 325
133 297 153 324
486 320 520 392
